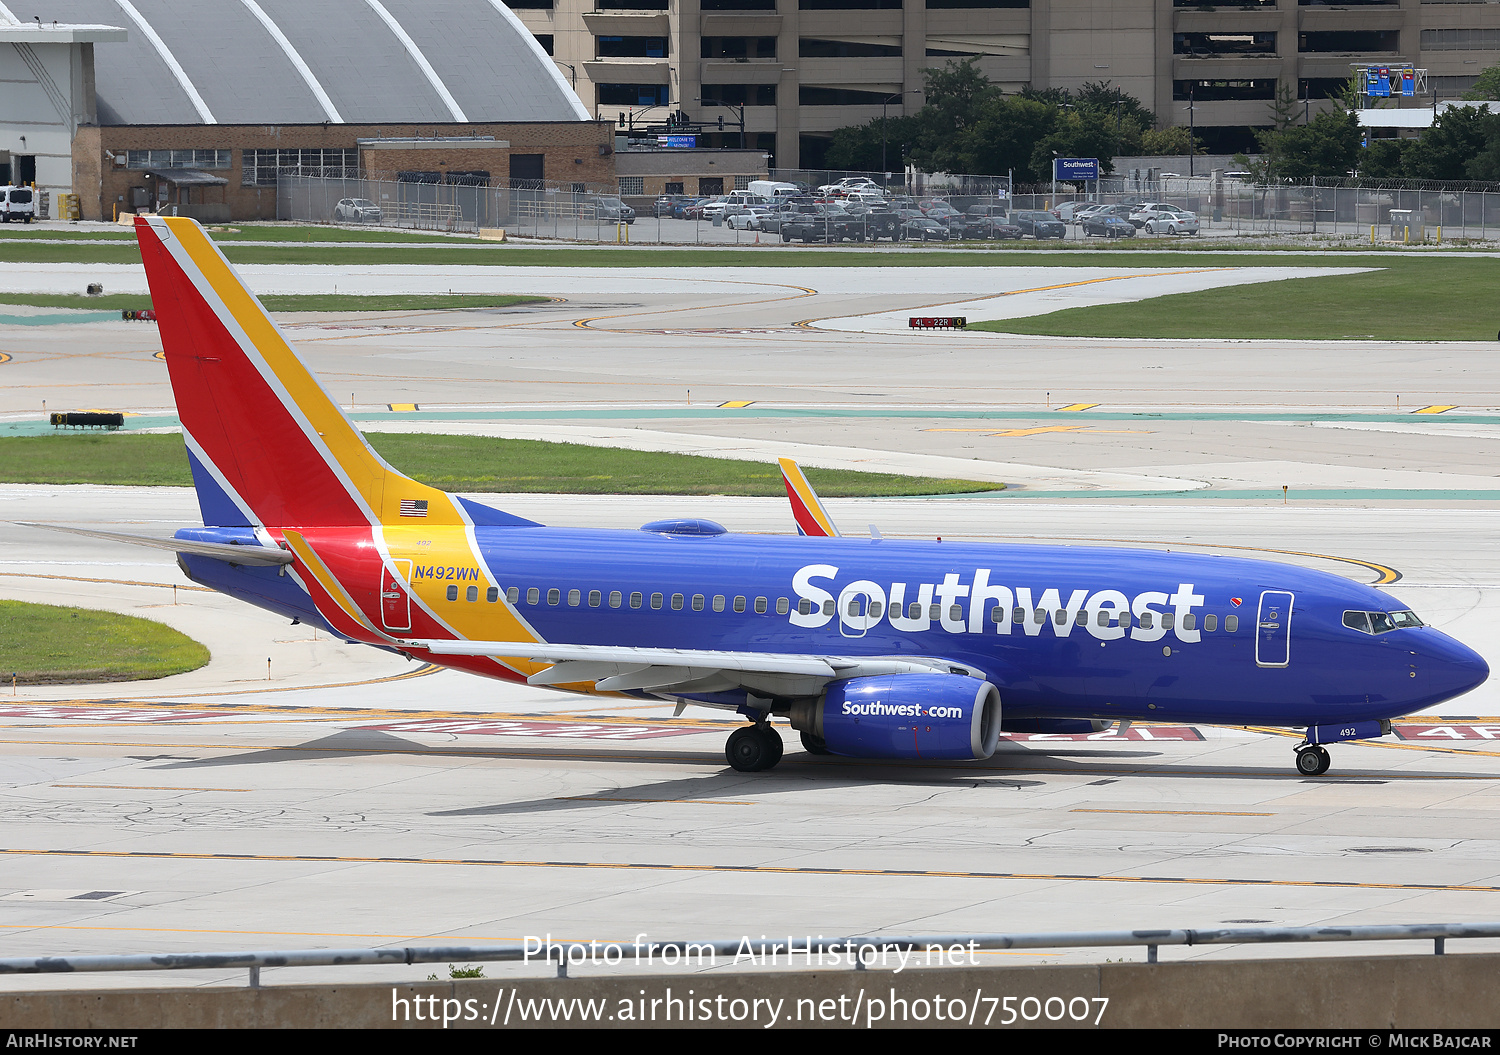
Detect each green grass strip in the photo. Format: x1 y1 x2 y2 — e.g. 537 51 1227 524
968 258 1500 342
0 599 209 685
0 433 1001 496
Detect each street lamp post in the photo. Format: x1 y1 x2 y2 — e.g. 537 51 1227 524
698 99 747 149
881 90 920 186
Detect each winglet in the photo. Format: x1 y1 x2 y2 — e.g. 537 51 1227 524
778 458 840 538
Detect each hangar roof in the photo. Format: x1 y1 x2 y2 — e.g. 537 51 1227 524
2 0 589 125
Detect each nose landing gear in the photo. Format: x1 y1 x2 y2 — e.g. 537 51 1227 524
1295 743 1331 776
726 723 784 772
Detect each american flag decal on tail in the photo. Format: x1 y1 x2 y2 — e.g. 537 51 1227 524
399 499 429 518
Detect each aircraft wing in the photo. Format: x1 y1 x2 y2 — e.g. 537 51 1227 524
20 523 294 566
405 638 977 699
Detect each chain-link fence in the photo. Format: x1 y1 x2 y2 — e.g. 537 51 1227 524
276 169 1500 244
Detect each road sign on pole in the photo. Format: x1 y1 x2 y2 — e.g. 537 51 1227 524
1054 157 1100 181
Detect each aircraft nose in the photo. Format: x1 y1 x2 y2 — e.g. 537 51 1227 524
1421 631 1489 704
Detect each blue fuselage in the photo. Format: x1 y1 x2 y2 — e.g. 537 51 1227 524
183 524 1489 729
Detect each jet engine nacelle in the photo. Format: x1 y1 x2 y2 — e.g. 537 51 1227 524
791 674 1001 760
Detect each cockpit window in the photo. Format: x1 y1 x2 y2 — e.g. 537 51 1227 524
1344 609 1424 635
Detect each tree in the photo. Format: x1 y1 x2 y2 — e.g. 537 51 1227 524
1462 63 1500 102
1140 126 1201 157
1256 109 1360 179
1401 105 1500 181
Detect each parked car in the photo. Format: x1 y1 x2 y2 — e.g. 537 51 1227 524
1010 211 1067 239
781 204 857 242
333 197 382 224
727 206 772 230
1081 214 1136 238
962 217 1023 240
852 210 902 241
699 198 733 221
901 217 951 241
1131 203 1200 235
654 195 687 217
1051 201 1094 223
586 195 635 224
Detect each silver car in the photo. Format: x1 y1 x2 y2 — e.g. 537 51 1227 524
333 198 382 224
1130 204 1200 235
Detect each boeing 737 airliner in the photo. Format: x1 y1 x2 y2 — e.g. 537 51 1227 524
108 216 1486 776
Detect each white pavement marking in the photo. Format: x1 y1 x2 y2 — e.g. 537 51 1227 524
809 267 1377 333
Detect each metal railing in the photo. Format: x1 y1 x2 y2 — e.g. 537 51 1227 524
4 922 1498 988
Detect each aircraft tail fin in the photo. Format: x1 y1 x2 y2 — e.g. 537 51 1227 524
778 457 840 537
135 215 477 531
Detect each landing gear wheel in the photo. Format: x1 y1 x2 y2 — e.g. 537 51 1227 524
726 724 783 772
800 731 831 756
1296 745 1331 776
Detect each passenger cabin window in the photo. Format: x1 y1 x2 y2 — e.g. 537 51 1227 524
671 593 684 610
929 604 942 620
446 585 458 601
507 587 520 604
548 588 560 605
798 598 813 615
776 597 789 615
693 594 705 611
630 592 643 609
467 585 478 602
1225 615 1239 632
651 592 663 609
486 586 498 602
1162 613 1175 630
734 596 747 613
610 590 623 608
1139 612 1154 629
823 599 836 615
589 590 602 607
867 600 882 618
990 607 1004 623
1205 613 1218 632
527 588 540 605
755 597 768 614
1183 613 1196 631
714 595 726 612
569 589 581 606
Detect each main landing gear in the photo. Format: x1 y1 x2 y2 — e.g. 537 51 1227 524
1295 743 1332 776
726 723 783 772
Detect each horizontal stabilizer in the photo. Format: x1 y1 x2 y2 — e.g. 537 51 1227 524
21 523 293 566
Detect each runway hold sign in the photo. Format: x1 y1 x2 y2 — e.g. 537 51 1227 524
1054 157 1100 181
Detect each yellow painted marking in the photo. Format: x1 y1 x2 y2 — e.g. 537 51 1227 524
926 426 1150 438
387 402 419 412
53 784 251 792
3 847 1497 895
0 352 11 364
151 350 165 361
1414 405 1457 414
1072 808 1274 818
718 400 756 408
1056 403 1100 412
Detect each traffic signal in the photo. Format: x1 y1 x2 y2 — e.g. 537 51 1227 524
618 112 626 127
717 115 724 130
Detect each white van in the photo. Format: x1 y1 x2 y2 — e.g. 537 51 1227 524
0 185 35 223
746 180 799 202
